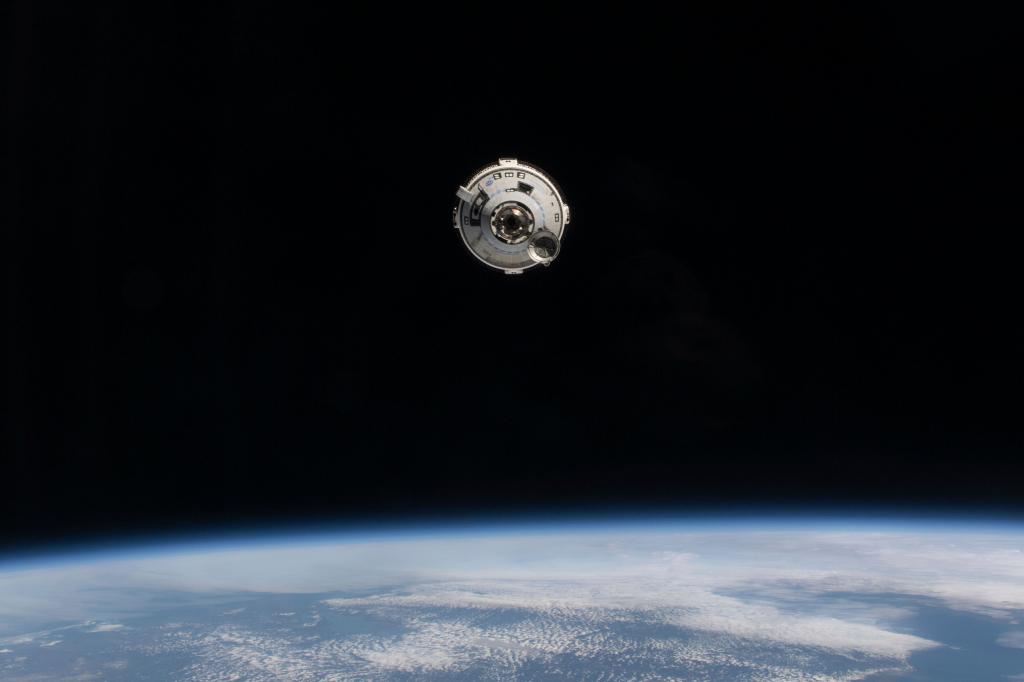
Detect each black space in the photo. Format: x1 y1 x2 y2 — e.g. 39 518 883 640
4 6 1022 548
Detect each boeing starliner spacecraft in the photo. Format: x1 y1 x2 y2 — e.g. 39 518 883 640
453 158 570 274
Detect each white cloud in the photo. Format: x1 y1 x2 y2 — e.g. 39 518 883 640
146 613 911 682
326 578 936 661
999 630 1024 649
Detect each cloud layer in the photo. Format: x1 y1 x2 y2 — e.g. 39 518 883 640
1 523 1023 679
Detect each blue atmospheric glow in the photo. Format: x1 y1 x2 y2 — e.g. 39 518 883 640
2 507 1023 573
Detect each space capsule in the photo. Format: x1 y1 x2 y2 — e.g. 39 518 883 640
453 158 570 274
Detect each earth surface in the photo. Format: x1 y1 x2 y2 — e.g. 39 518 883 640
1 518 1024 681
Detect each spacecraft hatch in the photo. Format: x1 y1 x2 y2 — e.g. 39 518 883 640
453 158 570 274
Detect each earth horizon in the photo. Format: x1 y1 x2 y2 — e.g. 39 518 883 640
2 516 1023 680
